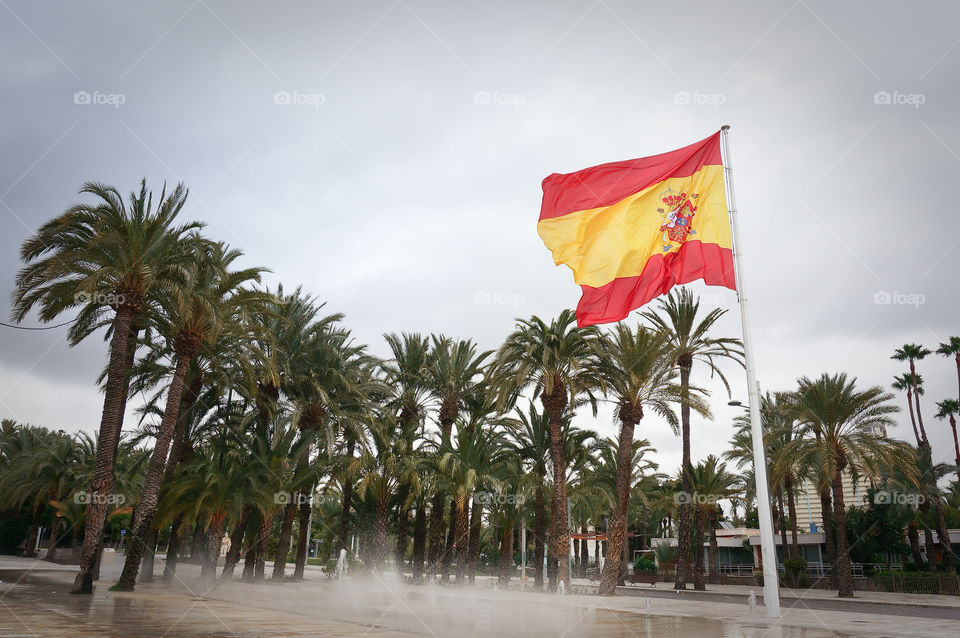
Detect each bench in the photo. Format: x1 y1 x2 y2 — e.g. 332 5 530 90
625 571 657 587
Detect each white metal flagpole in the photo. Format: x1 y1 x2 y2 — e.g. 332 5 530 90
720 125 781 618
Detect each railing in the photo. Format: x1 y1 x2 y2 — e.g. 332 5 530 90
718 564 756 576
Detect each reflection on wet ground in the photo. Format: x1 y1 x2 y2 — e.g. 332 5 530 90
0 568 847 638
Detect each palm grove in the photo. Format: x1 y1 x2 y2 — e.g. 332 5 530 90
3 180 959 599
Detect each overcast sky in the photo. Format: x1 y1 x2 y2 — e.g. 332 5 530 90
2 0 959 477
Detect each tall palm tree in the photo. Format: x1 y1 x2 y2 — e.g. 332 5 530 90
892 374 923 447
496 310 602 590
380 333 430 573
935 400 960 482
892 345 932 448
116 242 270 590
687 455 738 588
589 324 705 594
12 180 201 594
642 288 743 589
784 373 910 597
936 337 960 403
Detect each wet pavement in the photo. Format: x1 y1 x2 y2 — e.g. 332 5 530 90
0 558 950 637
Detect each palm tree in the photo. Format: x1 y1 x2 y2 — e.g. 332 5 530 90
642 288 743 589
892 345 932 448
423 335 490 579
496 310 602 590
784 373 910 597
354 415 421 573
687 455 738 588
589 324 703 594
892 374 923 447
936 337 960 403
380 333 430 573
503 402 552 587
13 180 201 594
116 242 270 590
434 421 510 584
934 400 960 482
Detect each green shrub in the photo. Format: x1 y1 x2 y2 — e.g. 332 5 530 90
633 556 657 572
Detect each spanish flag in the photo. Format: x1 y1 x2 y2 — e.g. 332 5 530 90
538 131 736 327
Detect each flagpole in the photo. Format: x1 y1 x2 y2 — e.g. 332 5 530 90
720 125 781 618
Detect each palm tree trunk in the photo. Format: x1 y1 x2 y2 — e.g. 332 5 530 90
117 351 193 591
412 499 427 582
674 356 693 590
442 497 457 581
934 499 956 573
201 513 225 581
785 474 799 557
253 509 274 581
454 496 470 584
949 415 960 483
776 487 789 559
831 471 854 597
533 484 546 587
911 362 929 445
907 521 924 569
599 416 637 594
919 500 937 572
395 482 411 574
373 499 389 573
293 494 311 580
338 437 356 551
819 486 837 588
71 305 136 595
143 371 201 583
468 500 481 584
708 512 719 584
427 493 445 578
163 515 184 582
272 500 297 580
498 523 514 585
905 387 921 447
23 508 41 558
46 516 60 561
222 506 250 579
692 506 706 590
542 386 570 591
579 527 588 578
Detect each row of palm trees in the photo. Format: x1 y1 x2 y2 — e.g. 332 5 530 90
6 179 958 601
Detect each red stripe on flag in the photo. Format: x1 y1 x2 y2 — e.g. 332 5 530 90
540 131 723 221
575 240 736 327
